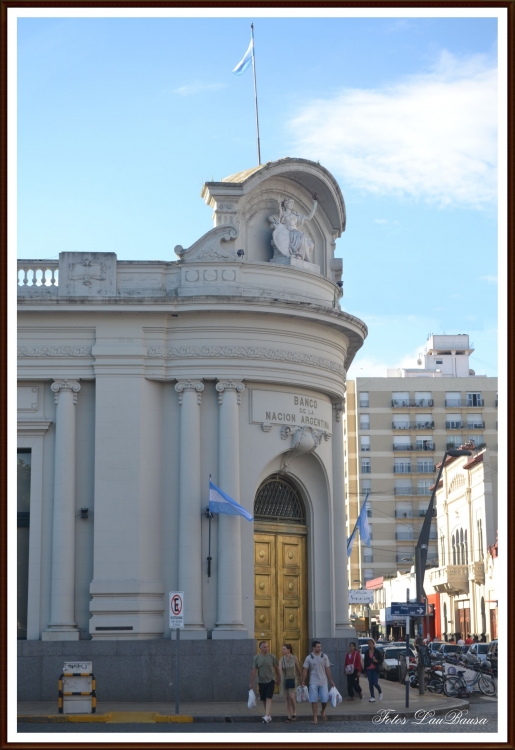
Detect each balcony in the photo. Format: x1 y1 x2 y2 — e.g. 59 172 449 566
445 399 462 407
466 399 484 407
416 442 435 451
446 422 463 429
361 465 371 474
428 564 469 595
469 561 485 584
416 465 435 474
429 531 438 540
396 532 414 541
392 422 434 430
391 399 434 408
359 401 369 408
395 510 413 518
466 422 485 429
418 508 436 517
395 486 414 496
393 443 414 451
393 465 412 474
397 554 414 564
414 421 434 430
361 445 371 451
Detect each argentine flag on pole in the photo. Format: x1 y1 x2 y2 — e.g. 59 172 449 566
347 493 371 557
209 479 253 521
232 37 254 75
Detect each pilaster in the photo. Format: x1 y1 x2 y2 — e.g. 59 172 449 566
43 380 81 640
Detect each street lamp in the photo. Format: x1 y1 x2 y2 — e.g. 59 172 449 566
414 447 472 694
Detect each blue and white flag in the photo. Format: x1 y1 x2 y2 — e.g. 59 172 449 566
232 37 254 75
347 493 371 557
209 480 253 521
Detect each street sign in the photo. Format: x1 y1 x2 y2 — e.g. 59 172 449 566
390 602 426 617
169 591 184 629
349 589 374 604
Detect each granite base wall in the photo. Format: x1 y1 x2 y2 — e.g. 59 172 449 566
17 637 356 702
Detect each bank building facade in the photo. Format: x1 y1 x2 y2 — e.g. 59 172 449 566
17 158 367 700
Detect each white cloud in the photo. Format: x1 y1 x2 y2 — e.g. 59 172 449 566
288 51 497 209
479 275 498 284
173 82 227 96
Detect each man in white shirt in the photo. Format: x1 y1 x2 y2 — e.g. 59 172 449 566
301 640 336 724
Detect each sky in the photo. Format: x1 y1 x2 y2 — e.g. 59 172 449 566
14 10 503 380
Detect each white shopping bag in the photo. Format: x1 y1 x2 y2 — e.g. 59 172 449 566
296 686 304 703
328 686 342 708
302 685 309 702
248 689 257 709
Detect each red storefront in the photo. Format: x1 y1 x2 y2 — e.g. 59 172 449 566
426 593 441 640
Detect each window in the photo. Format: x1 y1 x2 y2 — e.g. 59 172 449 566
360 479 371 501
254 475 306 522
363 568 374 581
394 460 411 473
466 413 483 428
466 392 482 407
392 391 409 407
417 480 431 496
363 550 374 563
395 481 412 495
360 436 371 452
446 413 462 429
361 458 371 474
417 459 434 473
452 534 456 564
477 517 484 559
436 359 443 364
397 547 414 564
416 436 434 450
414 391 432 406
360 414 370 429
427 544 438 561
414 414 433 429
395 502 412 518
393 416 410 429
467 434 483 447
18 450 31 640
359 392 369 407
393 435 411 450
429 524 437 540
366 500 372 518
446 391 461 407
440 535 446 565
396 523 413 541
446 434 462 448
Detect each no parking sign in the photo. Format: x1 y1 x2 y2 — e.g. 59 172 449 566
169 591 184 629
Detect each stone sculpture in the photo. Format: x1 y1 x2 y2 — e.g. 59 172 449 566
269 194 318 263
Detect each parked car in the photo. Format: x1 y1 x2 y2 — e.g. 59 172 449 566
486 640 498 675
463 642 490 666
379 647 417 681
428 641 443 656
438 643 463 659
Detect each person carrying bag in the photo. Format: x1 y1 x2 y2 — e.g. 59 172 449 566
364 638 384 702
279 644 302 722
344 642 363 701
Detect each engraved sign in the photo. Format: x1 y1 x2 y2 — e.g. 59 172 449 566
251 389 331 430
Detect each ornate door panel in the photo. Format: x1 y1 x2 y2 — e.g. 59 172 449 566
254 527 307 663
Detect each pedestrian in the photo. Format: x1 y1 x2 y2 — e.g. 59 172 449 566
344 642 363 701
249 641 281 725
364 638 384 702
457 637 465 646
279 644 302 722
301 640 336 724
465 634 474 645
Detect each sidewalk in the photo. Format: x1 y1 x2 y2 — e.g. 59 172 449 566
18 681 468 723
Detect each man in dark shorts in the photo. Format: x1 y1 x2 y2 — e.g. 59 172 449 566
249 641 281 724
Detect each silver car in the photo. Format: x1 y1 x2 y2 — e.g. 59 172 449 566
463 642 490 666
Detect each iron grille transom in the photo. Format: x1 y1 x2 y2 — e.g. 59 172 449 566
254 475 306 523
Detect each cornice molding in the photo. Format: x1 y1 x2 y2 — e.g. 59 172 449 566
18 346 92 357
147 345 345 378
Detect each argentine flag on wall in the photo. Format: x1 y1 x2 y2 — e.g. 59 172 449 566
209 480 253 521
347 493 371 557
232 37 254 75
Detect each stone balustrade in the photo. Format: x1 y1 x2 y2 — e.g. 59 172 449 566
18 260 59 288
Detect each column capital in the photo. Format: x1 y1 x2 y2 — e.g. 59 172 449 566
51 379 81 405
332 399 345 421
175 379 204 405
216 380 245 405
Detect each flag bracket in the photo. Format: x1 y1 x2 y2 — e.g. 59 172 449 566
204 506 214 578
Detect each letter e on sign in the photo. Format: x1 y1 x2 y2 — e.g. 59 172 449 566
169 591 185 629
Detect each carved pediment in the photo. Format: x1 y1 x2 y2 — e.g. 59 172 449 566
174 225 239 263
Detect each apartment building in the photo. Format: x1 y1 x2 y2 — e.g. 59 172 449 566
344 335 498 590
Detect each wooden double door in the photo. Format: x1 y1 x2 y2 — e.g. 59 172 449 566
254 523 308 664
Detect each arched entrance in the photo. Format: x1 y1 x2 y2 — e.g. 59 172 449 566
253 475 308 662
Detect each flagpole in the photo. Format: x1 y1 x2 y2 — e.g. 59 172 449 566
250 23 261 165
206 475 213 577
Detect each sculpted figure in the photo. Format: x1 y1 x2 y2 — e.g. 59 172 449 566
269 193 318 263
